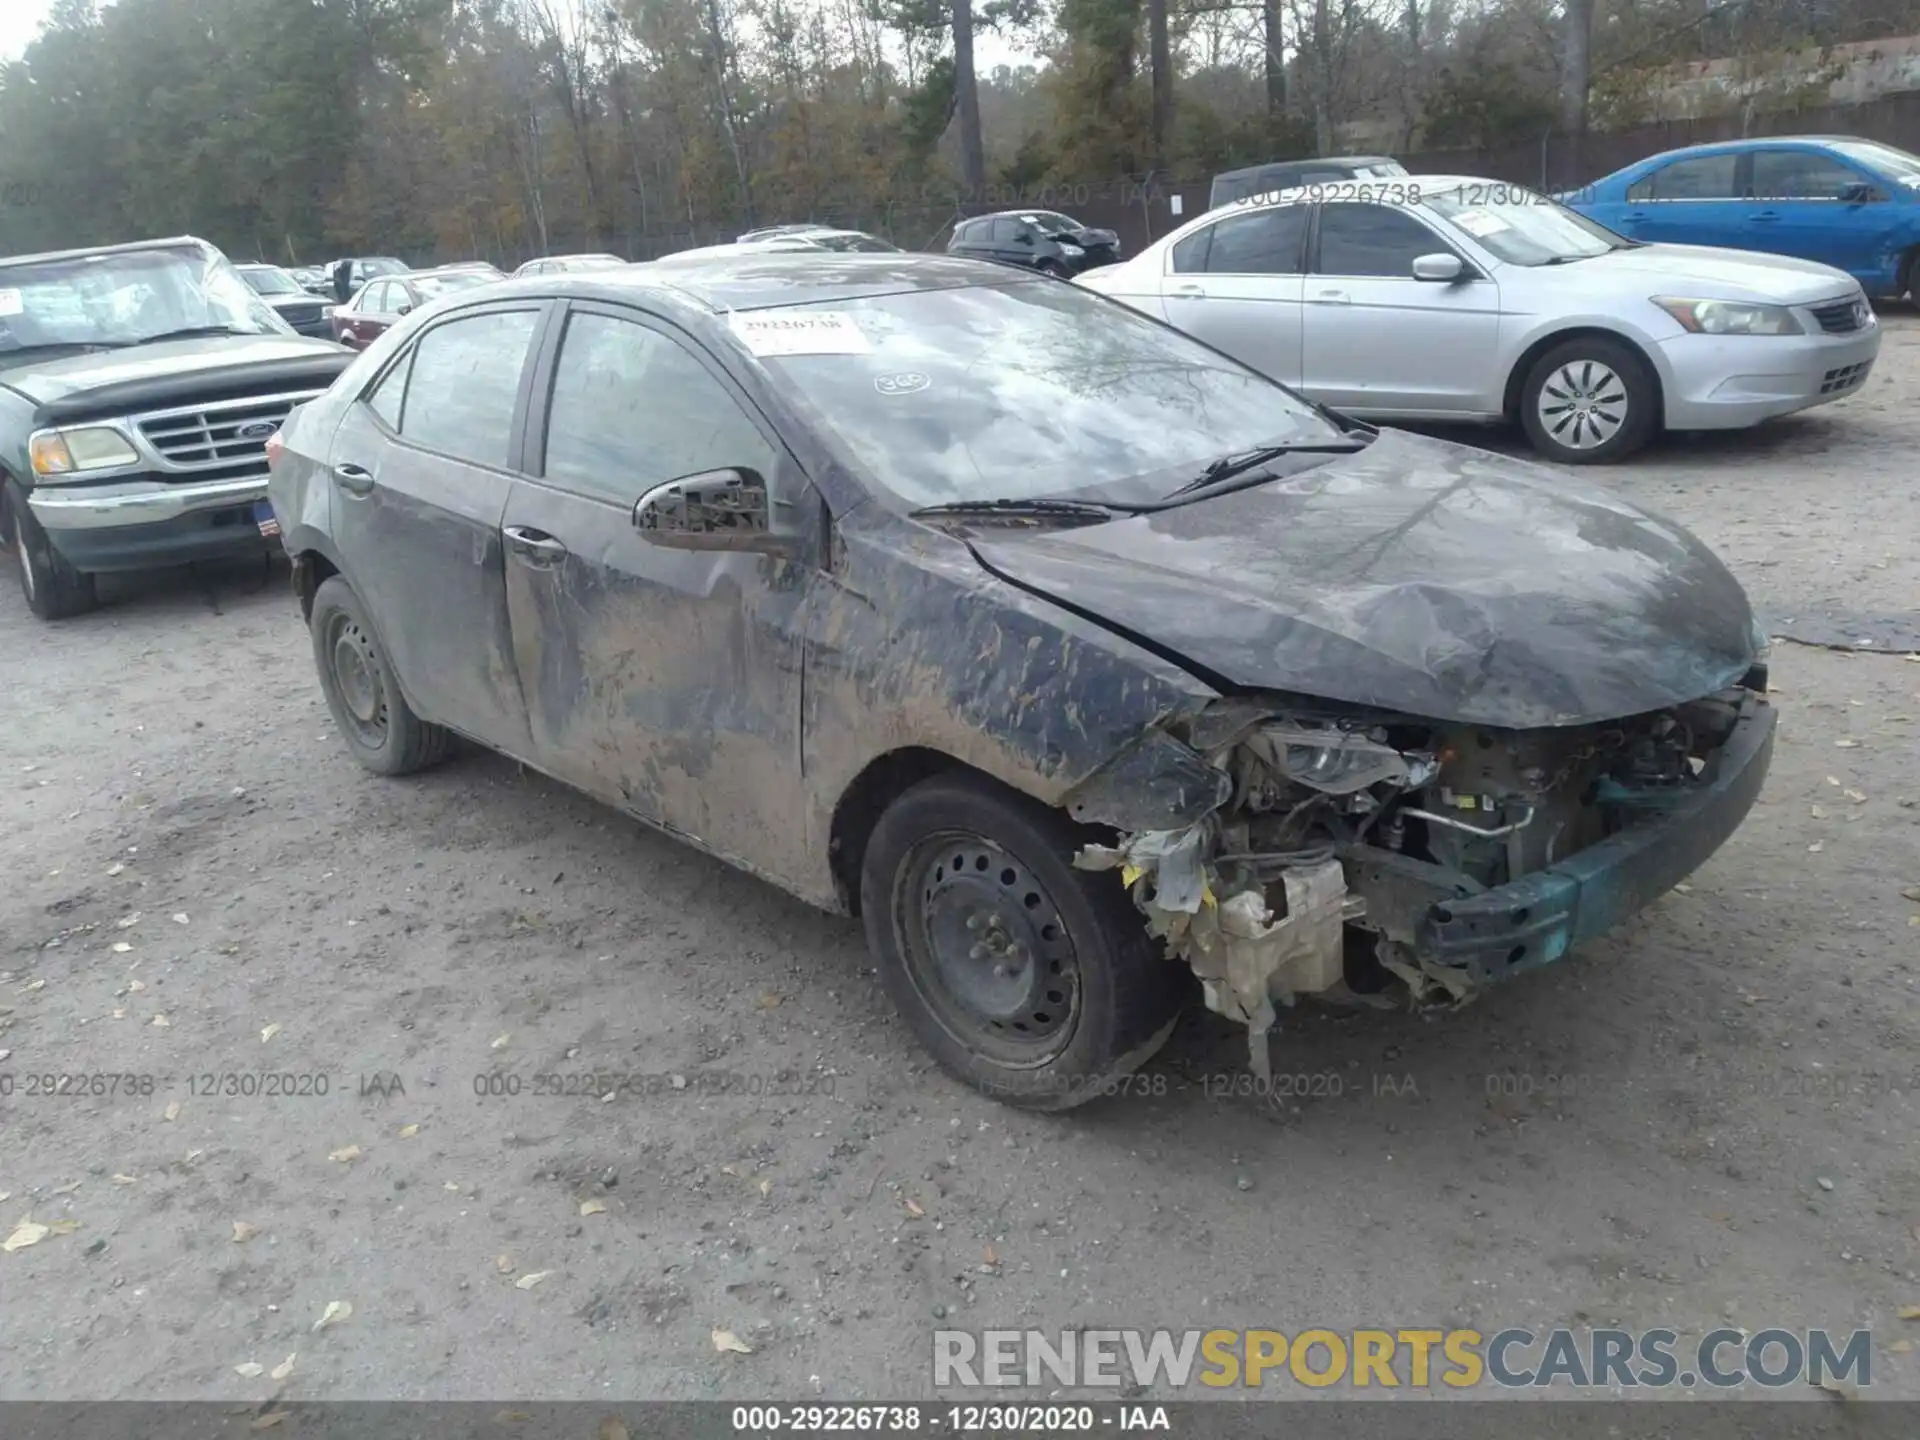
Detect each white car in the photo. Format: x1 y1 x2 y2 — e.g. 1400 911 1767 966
1076 176 1881 463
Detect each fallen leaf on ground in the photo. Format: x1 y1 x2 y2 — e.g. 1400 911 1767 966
1890 1339 1916 1355
3 1217 50 1251
1902 887 1920 904
1899 1305 1920 1320
1835 739 1860 748
489 1033 510 1050
1672 882 1693 893
111 1174 137 1186
495 1254 514 1274
116 913 141 929
1818 1376 1858 1402
232 1221 258 1243
757 1178 771 1198
314 1300 352 1330
1845 789 1868 803
756 991 782 1009
711 1328 754 1355
270 1353 296 1381
106 863 124 876
1809 842 1824 853
904 1197 925 1218
260 1023 281 1043
579 1199 606 1217
149 1014 169 1028
127 979 146 992
720 1164 739 1177
251 1413 288 1431
47 1220 78 1235
597 1419 630 1440
111 943 132 954
51 1180 81 1195
398 1124 419 1139
444 1182 461 1192
515 1271 552 1290
162 1101 181 1121
234 1363 264 1378
327 1145 362 1163
983 1242 999 1265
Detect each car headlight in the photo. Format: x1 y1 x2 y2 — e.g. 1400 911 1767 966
1653 297 1804 336
1058 243 1085 257
28 425 141 479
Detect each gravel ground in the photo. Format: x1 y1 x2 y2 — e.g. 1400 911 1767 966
2 319 1919 1405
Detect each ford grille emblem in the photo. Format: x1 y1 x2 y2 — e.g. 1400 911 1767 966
236 421 278 439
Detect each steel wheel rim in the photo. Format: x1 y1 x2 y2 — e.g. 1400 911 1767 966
1538 359 1628 450
324 611 388 746
895 830 1081 1067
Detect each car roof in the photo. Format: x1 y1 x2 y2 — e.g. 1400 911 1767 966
1623 134 1873 166
486 252 1015 314
0 235 218 269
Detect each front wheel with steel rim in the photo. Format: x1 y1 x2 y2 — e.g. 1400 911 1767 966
1519 336 1657 465
308 575 449 776
861 774 1189 1110
5 486 97 621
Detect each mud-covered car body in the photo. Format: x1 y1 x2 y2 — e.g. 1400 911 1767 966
269 253 1773 1095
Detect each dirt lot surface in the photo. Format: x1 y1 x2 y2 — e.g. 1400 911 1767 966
3 318 1919 1406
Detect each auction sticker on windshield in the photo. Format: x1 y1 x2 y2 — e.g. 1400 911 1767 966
730 310 871 357
1451 209 1512 238
0 289 23 317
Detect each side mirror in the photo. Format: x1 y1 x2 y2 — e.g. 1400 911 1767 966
1412 252 1465 282
1015 232 1035 245
395 303 412 316
633 468 801 557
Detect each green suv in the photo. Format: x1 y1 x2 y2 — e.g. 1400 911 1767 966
0 236 354 619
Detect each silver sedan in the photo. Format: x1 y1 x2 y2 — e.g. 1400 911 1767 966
1077 176 1881 463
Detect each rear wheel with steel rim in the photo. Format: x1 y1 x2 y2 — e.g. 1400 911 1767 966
308 575 448 776
5 485 97 621
861 774 1189 1109
1519 336 1657 465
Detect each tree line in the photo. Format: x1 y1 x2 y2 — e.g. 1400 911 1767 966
0 0 1914 267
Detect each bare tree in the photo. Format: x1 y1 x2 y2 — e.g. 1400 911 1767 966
1149 0 1173 165
953 0 986 192
1560 0 1594 183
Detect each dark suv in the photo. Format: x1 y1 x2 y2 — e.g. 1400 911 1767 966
0 236 355 619
1208 155 1408 209
946 211 1122 277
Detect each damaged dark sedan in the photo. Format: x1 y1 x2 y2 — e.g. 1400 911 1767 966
266 253 1775 1110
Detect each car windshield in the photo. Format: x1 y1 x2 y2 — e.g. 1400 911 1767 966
241 266 302 296
1425 187 1624 264
1828 139 1920 184
362 257 407 277
1024 214 1082 237
1354 161 1409 178
812 234 895 253
0 242 289 353
742 280 1344 508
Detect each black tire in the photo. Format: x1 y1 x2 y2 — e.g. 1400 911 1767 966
1518 335 1658 465
6 486 97 621
860 773 1187 1110
308 574 449 776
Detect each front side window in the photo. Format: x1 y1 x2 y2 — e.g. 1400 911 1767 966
1749 149 1867 200
395 309 539 469
1627 153 1739 202
741 278 1342 509
543 312 776 502
1314 203 1450 277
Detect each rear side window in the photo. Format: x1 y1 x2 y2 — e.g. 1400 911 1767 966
396 309 539 468
1200 207 1308 274
1627 153 1738 202
541 312 776 503
1749 149 1863 199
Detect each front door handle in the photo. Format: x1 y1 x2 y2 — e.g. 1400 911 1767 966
1171 283 1206 298
1749 210 1780 223
1314 288 1351 304
503 525 569 566
332 462 375 496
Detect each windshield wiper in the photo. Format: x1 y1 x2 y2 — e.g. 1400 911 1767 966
1159 439 1371 503
911 497 1120 522
114 325 259 347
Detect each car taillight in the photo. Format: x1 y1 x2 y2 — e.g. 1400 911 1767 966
264 430 285 467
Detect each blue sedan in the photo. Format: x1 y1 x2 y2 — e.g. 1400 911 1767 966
1567 135 1920 299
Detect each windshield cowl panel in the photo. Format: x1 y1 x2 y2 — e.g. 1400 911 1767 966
739 280 1345 512
0 242 290 353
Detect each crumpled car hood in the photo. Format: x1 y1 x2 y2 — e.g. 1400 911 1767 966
969 429 1758 728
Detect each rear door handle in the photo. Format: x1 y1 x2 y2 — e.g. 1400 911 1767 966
1749 210 1780 222
332 462 375 496
503 525 569 566
1315 288 1351 304
1171 283 1206 298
